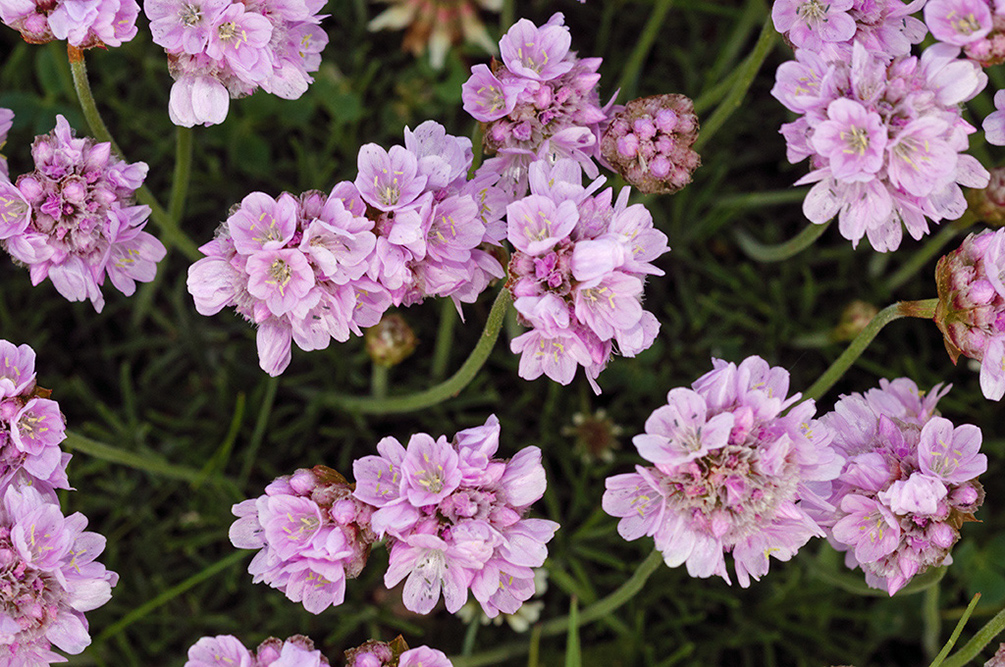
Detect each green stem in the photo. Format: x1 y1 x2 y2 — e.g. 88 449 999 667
930 594 981 667
713 188 809 209
371 363 389 399
613 0 675 99
940 603 1005 667
67 46 201 261
169 127 194 224
321 288 512 414
431 299 459 380
94 550 249 644
451 550 664 667
736 221 831 263
802 299 938 402
501 0 514 32
693 18 777 152
924 585 942 660
887 214 974 293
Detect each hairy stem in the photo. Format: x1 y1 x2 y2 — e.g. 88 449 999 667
930 594 982 667
886 214 974 293
169 127 194 224
940 601 1005 667
736 220 831 263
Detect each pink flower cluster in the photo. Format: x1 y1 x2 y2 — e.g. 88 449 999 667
461 13 609 195
819 379 986 594
924 0 1005 66
144 0 328 127
186 634 329 667
603 356 843 586
188 121 504 376
1 108 13 180
0 484 118 665
0 340 70 498
353 415 558 617
506 159 669 391
0 0 138 47
771 0 926 59
0 115 166 312
229 466 375 614
772 43 990 251
934 228 1005 400
345 639 453 667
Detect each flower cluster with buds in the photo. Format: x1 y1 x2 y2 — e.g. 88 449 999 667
186 634 329 667
604 356 842 586
935 228 1005 400
772 43 989 251
144 0 328 127
0 0 138 47
230 466 376 614
461 13 609 195
771 0 926 59
506 159 669 391
0 115 165 312
353 415 558 617
600 94 700 195
188 121 504 375
345 637 453 667
820 379 986 594
923 0 1005 67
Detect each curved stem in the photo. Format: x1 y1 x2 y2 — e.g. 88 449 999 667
67 46 201 261
614 0 675 99
321 288 512 414
736 220 831 263
802 299 938 403
450 550 664 667
693 17 777 152
886 214 974 293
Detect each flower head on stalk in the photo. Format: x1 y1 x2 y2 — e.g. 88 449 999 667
0 484 118 665
603 356 843 586
352 415 558 617
935 228 1005 400
368 0 500 70
0 0 139 47
772 42 989 251
819 379 985 594
230 466 376 614
0 115 165 312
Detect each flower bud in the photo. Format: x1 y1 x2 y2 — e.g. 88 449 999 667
365 313 418 367
832 301 879 342
967 167 1005 227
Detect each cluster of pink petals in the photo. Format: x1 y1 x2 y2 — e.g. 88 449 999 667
818 379 986 594
772 42 990 251
186 634 329 667
924 0 1005 67
505 159 669 391
345 639 453 667
1 115 166 312
1 108 13 180
144 0 328 127
460 13 610 195
229 466 375 614
353 415 558 617
771 0 926 59
0 484 118 665
0 0 138 47
603 356 843 587
0 340 71 498
188 121 505 375
934 228 1005 400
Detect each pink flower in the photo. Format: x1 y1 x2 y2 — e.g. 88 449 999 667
355 144 427 212
924 0 993 46
811 99 887 182
771 0 856 52
499 15 574 82
461 64 524 122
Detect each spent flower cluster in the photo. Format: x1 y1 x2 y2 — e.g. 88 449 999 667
144 0 328 127
819 379 986 594
772 43 990 251
0 0 138 47
604 356 843 586
0 114 166 312
353 415 558 617
506 159 669 390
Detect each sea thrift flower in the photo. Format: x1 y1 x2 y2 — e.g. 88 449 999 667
2 115 165 312
603 356 843 586
1 0 139 47
820 379 985 594
230 465 376 614
772 43 990 251
344 637 453 667
923 0 1005 66
0 340 71 496
772 0 926 58
456 567 547 631
984 90 1005 145
505 159 668 391
0 484 118 663
987 643 1005 667
187 186 387 375
934 228 1005 400
186 634 330 667
368 0 499 70
461 13 611 194
0 107 12 180
600 94 700 195
353 416 558 616
146 0 328 127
